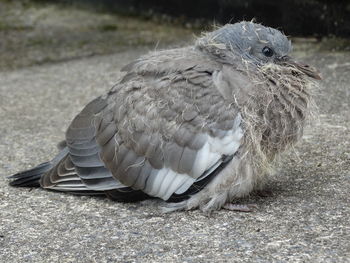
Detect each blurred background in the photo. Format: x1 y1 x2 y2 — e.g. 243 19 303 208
58 0 350 36
0 0 349 71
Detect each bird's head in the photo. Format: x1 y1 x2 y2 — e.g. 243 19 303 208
199 21 321 80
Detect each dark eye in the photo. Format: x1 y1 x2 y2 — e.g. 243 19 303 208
262 46 274 57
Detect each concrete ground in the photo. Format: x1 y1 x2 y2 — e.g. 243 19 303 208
0 3 349 263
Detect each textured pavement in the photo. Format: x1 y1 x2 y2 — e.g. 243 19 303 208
0 43 349 262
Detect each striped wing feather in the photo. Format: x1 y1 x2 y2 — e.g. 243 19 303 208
40 47 243 201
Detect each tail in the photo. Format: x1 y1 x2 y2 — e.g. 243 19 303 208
8 162 53 187
8 146 69 187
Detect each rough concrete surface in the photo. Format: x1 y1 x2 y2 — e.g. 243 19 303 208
0 31 350 263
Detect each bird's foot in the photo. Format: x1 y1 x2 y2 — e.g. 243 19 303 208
223 203 258 212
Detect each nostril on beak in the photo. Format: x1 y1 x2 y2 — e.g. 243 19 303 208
279 55 291 62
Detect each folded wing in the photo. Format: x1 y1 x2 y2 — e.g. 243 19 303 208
40 47 244 202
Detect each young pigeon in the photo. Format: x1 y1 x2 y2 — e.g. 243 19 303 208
9 21 321 213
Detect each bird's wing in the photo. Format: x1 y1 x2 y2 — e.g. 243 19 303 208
40 47 244 201
40 97 125 192
96 48 244 200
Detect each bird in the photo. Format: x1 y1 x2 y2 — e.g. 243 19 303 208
8 21 321 213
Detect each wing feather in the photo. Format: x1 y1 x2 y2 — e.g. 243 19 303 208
40 96 126 193
95 51 243 200
41 47 244 202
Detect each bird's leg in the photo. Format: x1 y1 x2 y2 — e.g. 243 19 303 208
223 203 258 212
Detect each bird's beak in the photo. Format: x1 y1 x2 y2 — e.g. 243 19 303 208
276 56 322 80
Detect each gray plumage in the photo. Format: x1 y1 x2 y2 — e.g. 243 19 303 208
9 21 320 212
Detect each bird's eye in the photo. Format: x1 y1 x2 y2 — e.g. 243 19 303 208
262 46 274 57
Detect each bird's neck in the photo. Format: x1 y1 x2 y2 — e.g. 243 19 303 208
244 64 313 159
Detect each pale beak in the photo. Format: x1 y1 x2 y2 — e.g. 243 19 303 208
276 56 322 80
